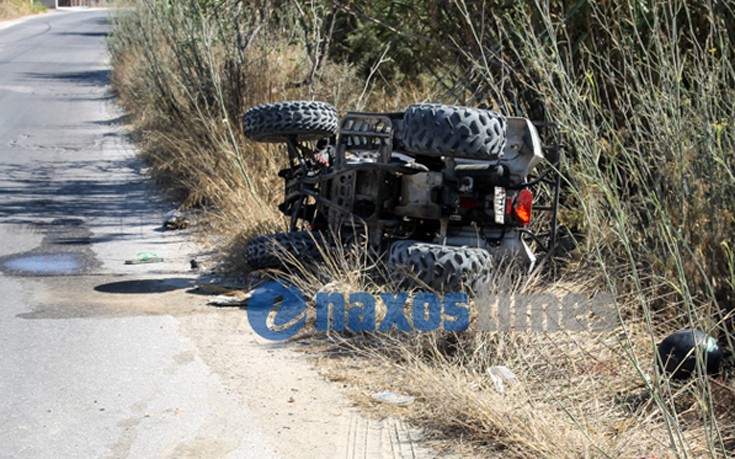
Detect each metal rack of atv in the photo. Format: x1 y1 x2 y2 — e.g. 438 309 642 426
242 101 564 293
516 121 564 258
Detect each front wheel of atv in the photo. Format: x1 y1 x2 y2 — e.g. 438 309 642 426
246 231 325 270
242 100 339 143
401 104 507 159
388 240 493 293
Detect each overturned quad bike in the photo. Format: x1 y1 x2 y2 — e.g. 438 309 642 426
243 101 562 292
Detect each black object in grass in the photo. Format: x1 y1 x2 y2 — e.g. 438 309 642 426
657 329 723 379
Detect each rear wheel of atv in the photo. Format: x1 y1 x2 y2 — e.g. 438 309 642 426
247 231 325 270
243 101 339 143
388 240 493 293
401 104 507 159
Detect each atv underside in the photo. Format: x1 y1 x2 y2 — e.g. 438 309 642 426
242 101 563 292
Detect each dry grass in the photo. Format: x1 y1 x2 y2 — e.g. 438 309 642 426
302 267 735 458
0 0 46 21
254 240 734 457
108 0 369 267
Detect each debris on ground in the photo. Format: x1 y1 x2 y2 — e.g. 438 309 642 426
196 283 249 296
193 272 265 307
195 281 255 307
207 293 251 307
190 258 210 272
371 391 415 406
162 209 190 230
657 329 724 379
486 365 519 395
124 252 164 265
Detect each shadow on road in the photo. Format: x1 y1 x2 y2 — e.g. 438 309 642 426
0 158 152 228
94 277 196 294
24 69 110 86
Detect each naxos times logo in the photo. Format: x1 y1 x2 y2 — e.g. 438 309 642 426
246 281 470 341
246 281 616 340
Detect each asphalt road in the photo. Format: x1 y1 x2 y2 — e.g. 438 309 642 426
0 9 270 458
0 9 434 459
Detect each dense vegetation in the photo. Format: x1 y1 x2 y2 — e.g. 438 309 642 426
0 0 46 21
109 1 735 456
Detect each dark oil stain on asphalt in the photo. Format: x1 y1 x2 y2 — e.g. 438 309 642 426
0 218 100 277
2 219 202 320
3 253 83 275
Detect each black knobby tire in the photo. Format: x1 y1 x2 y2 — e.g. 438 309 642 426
401 104 507 159
247 231 324 270
242 101 339 143
388 240 493 293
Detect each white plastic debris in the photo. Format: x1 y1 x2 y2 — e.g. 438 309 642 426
486 365 519 395
371 391 415 406
208 295 248 307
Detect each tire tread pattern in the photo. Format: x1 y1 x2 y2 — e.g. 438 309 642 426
388 240 493 292
246 231 324 270
401 104 507 159
243 101 338 143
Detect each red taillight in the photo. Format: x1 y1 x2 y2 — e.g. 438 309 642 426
513 189 533 226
